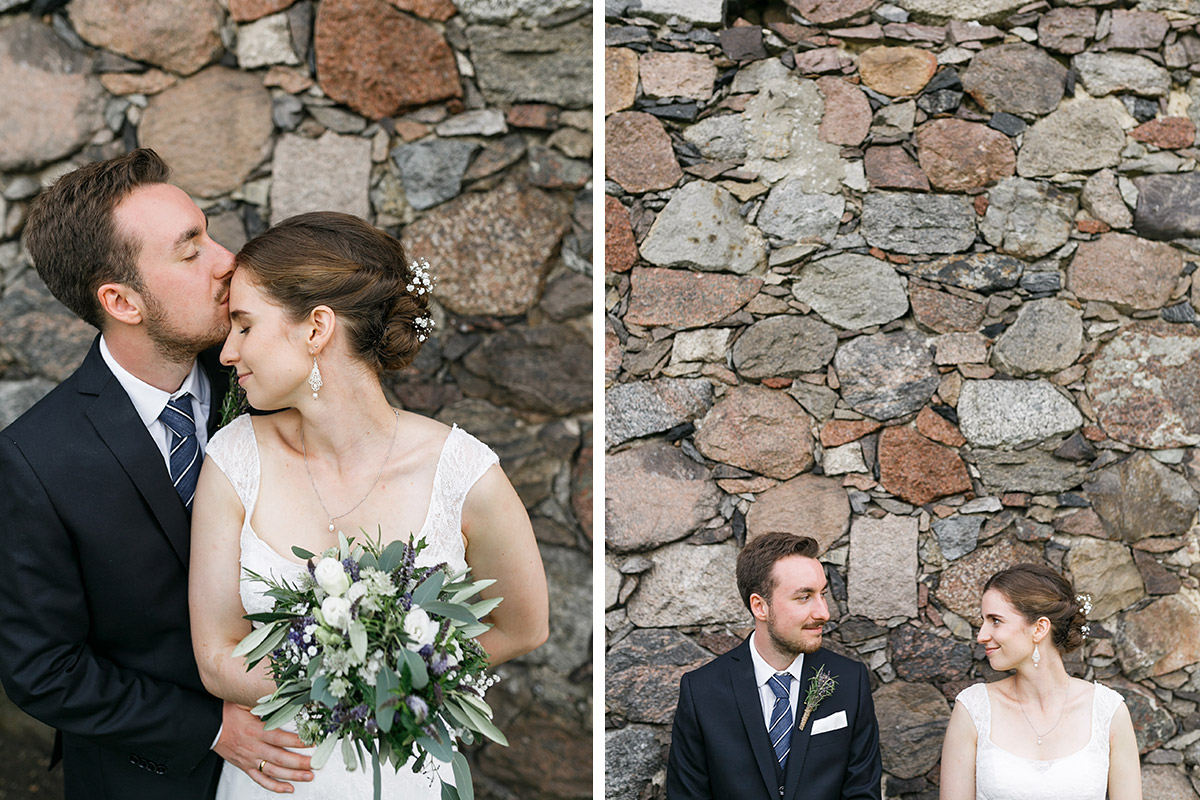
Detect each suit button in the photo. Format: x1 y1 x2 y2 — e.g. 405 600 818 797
156 765 165 775
129 755 138 766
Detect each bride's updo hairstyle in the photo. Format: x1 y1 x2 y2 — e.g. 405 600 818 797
983 563 1088 654
234 212 430 374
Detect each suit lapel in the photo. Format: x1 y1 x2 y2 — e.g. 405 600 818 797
77 340 198 568
782 649 828 800
730 639 782 798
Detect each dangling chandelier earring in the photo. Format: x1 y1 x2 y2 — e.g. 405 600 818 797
308 356 323 400
1032 643 1041 668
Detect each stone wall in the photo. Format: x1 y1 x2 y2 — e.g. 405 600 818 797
0 1 591 798
604 1 1200 798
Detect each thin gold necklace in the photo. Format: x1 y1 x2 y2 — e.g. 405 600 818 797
300 409 400 533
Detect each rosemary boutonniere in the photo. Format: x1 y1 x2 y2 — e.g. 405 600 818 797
799 665 838 730
217 367 248 429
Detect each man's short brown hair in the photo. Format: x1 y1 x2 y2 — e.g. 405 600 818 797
22 148 171 329
735 533 820 611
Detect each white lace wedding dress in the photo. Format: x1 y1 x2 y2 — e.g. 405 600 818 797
205 414 499 800
956 681 1125 800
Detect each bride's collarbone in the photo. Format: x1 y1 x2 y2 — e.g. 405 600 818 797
988 680 1096 759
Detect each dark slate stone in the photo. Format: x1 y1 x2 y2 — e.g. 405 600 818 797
1121 94 1158 123
924 67 962 92
1057 492 1090 507
1163 302 1197 323
917 89 962 115
1054 431 1097 462
981 322 1007 338
839 616 890 643
989 112 1026 136
1133 172 1200 240
605 25 653 45
391 139 479 210
644 102 699 122
1113 688 1177 752
1064 66 1076 97
272 94 304 130
896 252 1024 292
1019 272 1062 293
719 25 766 61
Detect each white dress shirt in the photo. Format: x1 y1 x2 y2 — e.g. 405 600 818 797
99 336 212 459
98 336 221 748
748 631 804 730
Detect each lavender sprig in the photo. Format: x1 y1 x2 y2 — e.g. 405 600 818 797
799 665 838 730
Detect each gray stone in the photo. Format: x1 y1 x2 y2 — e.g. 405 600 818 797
787 382 840 422
743 76 846 190
682 114 747 162
1133 172 1200 240
0 20 106 172
792 254 910 329
391 138 479 212
1086 322 1200 449
0 379 55 431
1115 593 1200 682
732 315 838 379
607 629 712 724
269 131 372 224
467 21 591 109
694 386 815 479
605 561 621 610
969 448 1089 494
891 0 1026 24
632 0 726 26
1082 169 1134 229
730 59 791 94
897 252 1023 293
1074 52 1170 98
525 544 591 673
933 515 983 560
873 681 949 781
69 0 223 75
605 726 666 800
671 329 732 364
835 330 939 420
605 378 714 447
960 44 1066 117
236 12 300 68
1016 99 1127 178
860 192 976 255
1067 537 1144 620
626 540 746 627
605 441 722 553
305 104 365 134
1084 451 1199 543
756 179 844 245
991 298 1084 376
456 0 587 24
849 514 919 621
459 323 590 415
957 380 1082 448
638 181 766 274
980 177 1077 259
0 273 95 383
435 108 508 137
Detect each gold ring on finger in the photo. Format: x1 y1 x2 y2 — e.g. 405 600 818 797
258 759 267 773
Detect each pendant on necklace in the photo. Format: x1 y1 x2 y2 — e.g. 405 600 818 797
1037 737 1042 745
328 520 335 532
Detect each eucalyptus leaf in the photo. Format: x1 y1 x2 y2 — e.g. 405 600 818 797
466 597 503 619
262 699 305 730
231 621 282 658
412 571 445 605
451 751 474 800
341 737 358 772
350 621 368 661
292 546 317 560
453 697 508 746
400 646 429 689
419 600 479 625
310 735 339 770
375 665 399 731
311 675 337 708
378 540 408 573
455 622 492 638
416 733 453 763
441 779 460 800
243 624 290 665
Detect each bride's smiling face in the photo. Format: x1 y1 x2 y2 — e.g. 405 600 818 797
220 269 312 410
978 589 1038 671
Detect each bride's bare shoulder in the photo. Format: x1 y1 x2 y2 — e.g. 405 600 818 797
395 409 454 452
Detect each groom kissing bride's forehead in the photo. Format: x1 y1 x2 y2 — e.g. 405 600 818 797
667 532 883 800
0 149 312 799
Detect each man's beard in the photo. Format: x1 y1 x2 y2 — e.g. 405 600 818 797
143 287 229 364
766 616 823 659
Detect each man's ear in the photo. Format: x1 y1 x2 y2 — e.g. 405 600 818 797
749 592 770 623
97 283 144 326
307 305 336 354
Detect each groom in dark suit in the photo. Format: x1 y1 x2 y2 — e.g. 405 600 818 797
667 532 882 800
0 149 311 798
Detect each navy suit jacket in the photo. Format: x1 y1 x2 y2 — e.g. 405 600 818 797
666 638 882 800
0 337 228 800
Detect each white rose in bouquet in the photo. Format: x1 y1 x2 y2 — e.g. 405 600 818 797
314 557 351 597
321 595 352 632
402 607 438 650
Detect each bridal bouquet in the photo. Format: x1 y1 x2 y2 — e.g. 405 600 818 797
232 531 506 800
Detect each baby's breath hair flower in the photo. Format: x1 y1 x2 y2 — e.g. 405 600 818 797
1075 593 1093 616
406 257 436 342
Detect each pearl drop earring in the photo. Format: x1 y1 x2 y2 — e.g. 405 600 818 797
308 356 322 400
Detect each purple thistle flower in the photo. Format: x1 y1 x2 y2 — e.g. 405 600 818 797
430 655 451 677
419 644 434 661
406 695 429 722
342 557 361 582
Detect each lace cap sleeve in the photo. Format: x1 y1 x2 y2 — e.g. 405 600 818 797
955 683 990 738
203 414 259 512
1092 682 1126 731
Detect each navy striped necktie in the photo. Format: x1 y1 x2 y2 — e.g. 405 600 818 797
768 672 794 773
160 393 200 509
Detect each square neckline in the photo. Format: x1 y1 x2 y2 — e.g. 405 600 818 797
241 415 457 568
982 681 1099 764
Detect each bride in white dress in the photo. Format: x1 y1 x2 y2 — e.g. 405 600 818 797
939 563 1141 800
188 212 549 797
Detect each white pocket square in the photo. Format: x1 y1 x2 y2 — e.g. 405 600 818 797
810 710 847 735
